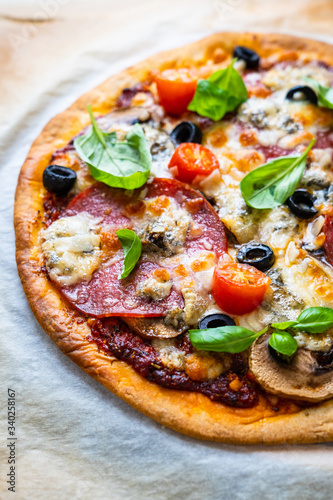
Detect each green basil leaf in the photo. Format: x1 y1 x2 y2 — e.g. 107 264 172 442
189 326 267 353
304 77 333 110
116 229 142 279
74 105 151 189
240 139 315 209
268 331 298 357
294 307 333 334
187 59 248 121
271 320 297 330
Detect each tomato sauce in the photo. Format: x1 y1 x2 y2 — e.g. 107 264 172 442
89 318 259 408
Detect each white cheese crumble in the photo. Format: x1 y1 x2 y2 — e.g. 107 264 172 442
42 213 101 286
136 275 172 301
136 198 193 256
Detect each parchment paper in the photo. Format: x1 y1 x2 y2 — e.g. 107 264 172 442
1 1 333 498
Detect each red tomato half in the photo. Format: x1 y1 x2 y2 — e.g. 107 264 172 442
155 69 197 115
212 263 270 316
168 143 219 184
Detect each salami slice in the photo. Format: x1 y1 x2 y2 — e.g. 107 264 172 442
45 178 227 317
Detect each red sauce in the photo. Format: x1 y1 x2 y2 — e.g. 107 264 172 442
43 193 72 227
89 318 259 408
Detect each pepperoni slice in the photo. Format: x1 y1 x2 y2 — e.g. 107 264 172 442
324 216 333 266
52 178 227 317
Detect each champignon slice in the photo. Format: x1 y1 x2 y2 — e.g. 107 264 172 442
249 333 333 402
123 317 188 340
98 107 151 127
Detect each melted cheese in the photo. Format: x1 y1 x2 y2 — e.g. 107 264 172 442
42 214 101 286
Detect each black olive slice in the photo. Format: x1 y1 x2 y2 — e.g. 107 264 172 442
286 189 318 219
233 46 260 69
43 165 77 196
198 313 235 330
236 243 275 272
170 121 203 146
286 85 318 105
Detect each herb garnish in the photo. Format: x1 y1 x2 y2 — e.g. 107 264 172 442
116 229 142 279
189 326 268 353
187 59 248 121
272 307 333 334
74 105 151 190
190 307 333 355
304 77 333 110
240 139 315 209
268 331 298 357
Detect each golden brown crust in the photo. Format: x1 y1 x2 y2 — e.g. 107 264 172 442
14 33 333 444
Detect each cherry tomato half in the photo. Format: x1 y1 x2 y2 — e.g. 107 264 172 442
155 69 197 115
212 263 270 316
168 143 219 184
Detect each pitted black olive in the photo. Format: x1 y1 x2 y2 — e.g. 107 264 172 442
170 121 203 146
236 243 275 272
286 85 318 105
198 313 236 330
233 46 260 69
43 165 77 196
286 189 318 219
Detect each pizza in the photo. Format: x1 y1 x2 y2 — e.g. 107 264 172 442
14 33 333 444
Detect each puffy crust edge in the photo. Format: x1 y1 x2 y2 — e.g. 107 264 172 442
14 32 333 444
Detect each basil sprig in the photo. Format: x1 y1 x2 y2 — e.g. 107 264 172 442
240 139 315 209
189 326 268 353
304 77 333 110
188 59 248 121
272 307 333 334
116 229 142 279
74 105 151 190
268 330 298 357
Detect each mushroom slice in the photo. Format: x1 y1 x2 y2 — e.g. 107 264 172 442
249 333 333 402
123 317 187 340
98 106 151 128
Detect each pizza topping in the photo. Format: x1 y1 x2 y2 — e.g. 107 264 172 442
272 306 333 334
249 332 333 402
170 121 203 146
42 178 227 318
123 316 187 339
116 229 142 279
188 60 248 121
233 46 260 70
136 197 192 256
285 85 318 105
42 213 102 286
136 272 172 301
323 216 333 266
236 243 275 272
240 139 315 209
90 318 259 408
43 165 77 196
74 106 152 190
303 77 333 110
286 189 318 219
212 262 271 316
189 324 267 353
155 69 197 116
198 313 236 330
268 330 298 357
168 143 219 184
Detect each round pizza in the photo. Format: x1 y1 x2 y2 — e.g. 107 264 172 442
14 33 333 444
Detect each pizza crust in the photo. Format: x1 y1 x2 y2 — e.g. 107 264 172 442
14 32 333 444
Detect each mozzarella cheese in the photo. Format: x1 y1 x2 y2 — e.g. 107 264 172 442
42 214 102 286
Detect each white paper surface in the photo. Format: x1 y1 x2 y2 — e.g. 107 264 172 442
1 1 333 498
